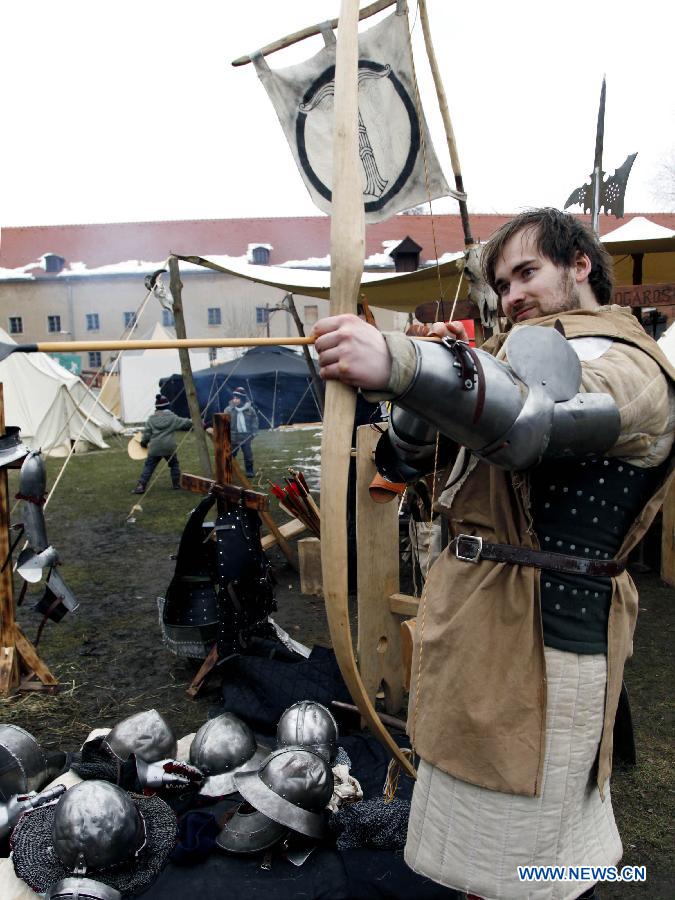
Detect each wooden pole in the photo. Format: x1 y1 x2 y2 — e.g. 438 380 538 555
0 385 19 694
282 294 324 416
417 0 474 246
231 0 397 66
168 256 213 479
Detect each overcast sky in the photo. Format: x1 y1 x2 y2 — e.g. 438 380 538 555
1 0 672 227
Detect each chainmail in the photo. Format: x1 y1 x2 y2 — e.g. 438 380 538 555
333 746 351 768
11 793 177 897
329 796 410 851
70 738 137 789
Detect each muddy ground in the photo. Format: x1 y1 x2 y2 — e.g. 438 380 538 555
2 436 672 898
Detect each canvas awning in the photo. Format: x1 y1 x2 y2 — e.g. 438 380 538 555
184 252 465 313
601 216 675 285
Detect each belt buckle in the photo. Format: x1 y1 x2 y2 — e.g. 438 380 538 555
455 534 483 564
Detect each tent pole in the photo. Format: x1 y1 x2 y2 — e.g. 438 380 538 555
283 294 324 416
168 257 213 478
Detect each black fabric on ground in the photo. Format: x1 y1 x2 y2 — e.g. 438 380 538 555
213 644 352 733
142 732 460 899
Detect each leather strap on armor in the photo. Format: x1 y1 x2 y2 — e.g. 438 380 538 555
452 534 626 577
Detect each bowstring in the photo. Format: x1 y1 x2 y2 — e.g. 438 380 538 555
401 0 465 766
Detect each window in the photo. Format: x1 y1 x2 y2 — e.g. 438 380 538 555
251 246 270 265
304 305 318 326
162 309 175 327
88 351 102 368
8 316 23 335
256 307 268 325
47 315 61 333
207 307 222 326
123 311 137 329
208 347 217 363
86 313 100 331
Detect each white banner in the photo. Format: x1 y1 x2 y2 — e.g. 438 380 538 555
253 9 452 223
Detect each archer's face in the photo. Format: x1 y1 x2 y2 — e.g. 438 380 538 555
493 229 581 324
231 396 241 406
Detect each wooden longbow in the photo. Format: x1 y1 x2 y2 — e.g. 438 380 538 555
320 0 415 778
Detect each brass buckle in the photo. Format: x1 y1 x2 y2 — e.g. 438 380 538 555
455 534 483 564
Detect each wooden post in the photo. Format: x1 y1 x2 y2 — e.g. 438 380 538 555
298 537 323 595
0 385 58 695
168 256 213 478
355 424 403 715
0 385 20 694
184 413 270 698
283 294 324 416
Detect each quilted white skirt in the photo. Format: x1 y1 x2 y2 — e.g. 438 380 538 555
404 648 622 900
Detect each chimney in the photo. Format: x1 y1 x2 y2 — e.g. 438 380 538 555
43 253 66 274
389 236 422 272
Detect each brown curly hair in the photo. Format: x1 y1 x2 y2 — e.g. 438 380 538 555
481 208 614 305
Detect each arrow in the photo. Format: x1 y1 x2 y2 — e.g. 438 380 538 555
0 333 440 364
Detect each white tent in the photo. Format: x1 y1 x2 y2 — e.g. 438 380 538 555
0 327 123 456
118 322 211 424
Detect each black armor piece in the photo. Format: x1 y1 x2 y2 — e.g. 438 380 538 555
162 495 221 651
162 492 275 660
213 503 275 659
531 455 668 653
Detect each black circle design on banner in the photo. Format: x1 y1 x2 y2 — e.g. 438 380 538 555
295 60 420 212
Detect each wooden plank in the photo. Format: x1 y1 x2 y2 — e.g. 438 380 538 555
298 537 323 596
180 473 268 511
613 283 674 308
661 477 675 586
400 618 416 692
261 518 307 550
355 424 403 715
0 647 17 696
186 644 218 698
14 626 58 686
388 592 420 617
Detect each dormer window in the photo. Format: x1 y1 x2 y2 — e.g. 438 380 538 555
43 253 66 274
249 244 272 265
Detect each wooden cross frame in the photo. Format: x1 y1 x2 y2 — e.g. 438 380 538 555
183 413 269 697
0 385 58 696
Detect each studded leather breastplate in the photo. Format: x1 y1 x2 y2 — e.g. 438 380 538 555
530 455 666 654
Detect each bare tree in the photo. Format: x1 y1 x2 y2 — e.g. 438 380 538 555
649 148 675 211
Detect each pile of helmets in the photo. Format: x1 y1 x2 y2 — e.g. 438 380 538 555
2 700 341 896
190 700 340 855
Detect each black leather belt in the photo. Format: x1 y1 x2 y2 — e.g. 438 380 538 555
452 534 626 577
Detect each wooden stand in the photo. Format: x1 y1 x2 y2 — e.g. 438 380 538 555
184 413 268 697
0 384 58 696
298 537 323 596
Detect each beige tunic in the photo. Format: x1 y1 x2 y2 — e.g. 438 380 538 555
402 307 674 797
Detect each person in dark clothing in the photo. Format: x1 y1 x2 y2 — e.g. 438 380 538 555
224 386 258 478
132 394 192 493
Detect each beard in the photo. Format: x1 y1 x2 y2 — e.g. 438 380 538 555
551 269 581 314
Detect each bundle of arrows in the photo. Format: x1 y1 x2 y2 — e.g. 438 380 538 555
269 469 320 537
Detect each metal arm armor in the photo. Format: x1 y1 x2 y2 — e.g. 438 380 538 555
388 326 621 472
